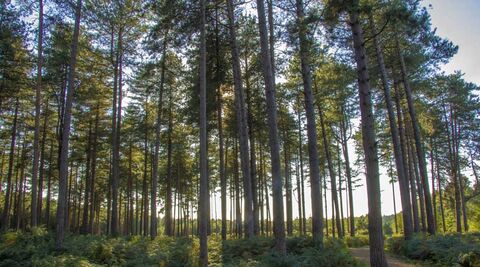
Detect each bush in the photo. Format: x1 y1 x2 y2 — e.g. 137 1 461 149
386 233 480 266
344 235 369 248
0 231 362 267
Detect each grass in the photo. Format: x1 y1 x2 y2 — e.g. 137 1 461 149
0 227 362 267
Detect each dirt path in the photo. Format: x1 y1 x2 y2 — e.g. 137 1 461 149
350 247 415 267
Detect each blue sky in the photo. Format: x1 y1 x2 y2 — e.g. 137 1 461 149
424 0 480 84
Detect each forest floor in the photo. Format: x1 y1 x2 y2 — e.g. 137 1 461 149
350 247 415 267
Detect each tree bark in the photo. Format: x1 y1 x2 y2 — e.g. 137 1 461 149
226 0 253 238
369 13 413 239
142 104 149 236
81 120 92 234
37 100 49 224
165 86 174 236
284 141 293 236
45 139 54 227
296 0 323 244
111 27 124 237
255 0 286 254
396 36 435 234
1 98 19 231
348 3 387 265
198 0 209 264
405 124 420 232
444 107 461 232
55 0 82 248
88 108 99 234
318 106 342 238
430 138 437 231
218 82 226 240
296 106 307 236
151 29 168 239
434 145 446 232
339 111 355 236
31 0 44 228
409 134 426 232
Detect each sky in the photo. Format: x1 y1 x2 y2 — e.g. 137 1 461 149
423 0 480 84
206 1 480 223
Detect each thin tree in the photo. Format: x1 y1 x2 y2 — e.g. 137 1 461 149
255 0 286 255
55 0 82 248
31 0 44 228
0 98 19 231
152 30 168 239
395 35 435 235
198 0 209 264
226 0 253 238
369 12 413 239
295 0 323 245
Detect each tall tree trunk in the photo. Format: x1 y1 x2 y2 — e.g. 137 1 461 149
31 0 44 228
218 83 226 241
296 0 323 244
88 108 99 234
165 86 174 236
256 0 286 254
37 100 49 224
394 79 419 233
234 140 242 237
409 134 427 232
127 141 133 235
396 36 435 234
389 160 399 234
296 107 307 236
318 106 342 238
151 29 168 239
15 141 27 230
369 13 413 239
45 139 54 227
339 112 355 236
55 0 82 248
1 98 19 231
226 0 253 238
434 145 446 232
323 170 328 237
142 105 149 236
245 63 259 236
348 4 387 265
81 121 92 234
430 138 437 230
405 125 420 232
295 157 302 235
337 142 345 237
284 142 293 236
55 0 82 249
198 0 209 264
453 116 468 232
111 28 124 237
444 107 462 232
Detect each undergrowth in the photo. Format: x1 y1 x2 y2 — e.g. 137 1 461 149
386 232 480 267
0 227 361 267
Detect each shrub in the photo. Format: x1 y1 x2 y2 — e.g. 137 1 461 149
0 231 362 267
386 233 480 266
344 235 369 248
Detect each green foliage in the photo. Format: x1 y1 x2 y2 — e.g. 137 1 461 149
386 233 480 266
0 231 362 267
344 235 369 248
